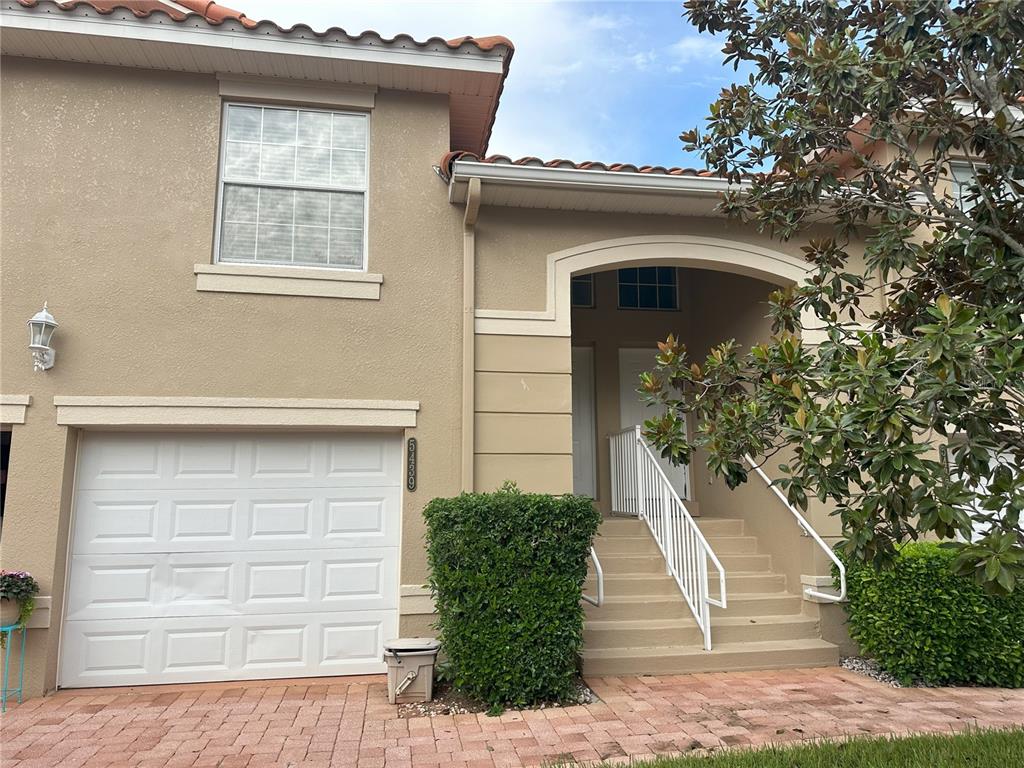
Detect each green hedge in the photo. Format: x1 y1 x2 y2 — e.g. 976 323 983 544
424 484 601 707
842 542 1024 687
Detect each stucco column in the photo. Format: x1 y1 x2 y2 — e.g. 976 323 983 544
1 416 78 697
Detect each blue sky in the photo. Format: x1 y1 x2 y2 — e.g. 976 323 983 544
237 1 741 168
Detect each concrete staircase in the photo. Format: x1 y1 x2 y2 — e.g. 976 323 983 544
582 516 839 676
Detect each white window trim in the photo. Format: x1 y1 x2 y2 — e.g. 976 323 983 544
217 75 377 111
212 101 371 274
194 263 382 300
0 394 31 424
949 160 976 209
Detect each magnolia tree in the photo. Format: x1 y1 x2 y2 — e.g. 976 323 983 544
641 0 1024 592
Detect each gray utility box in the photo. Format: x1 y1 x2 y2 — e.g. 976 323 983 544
383 637 441 704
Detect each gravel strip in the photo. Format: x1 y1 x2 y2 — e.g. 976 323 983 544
841 655 907 687
398 679 596 718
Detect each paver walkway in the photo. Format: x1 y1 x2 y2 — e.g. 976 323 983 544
2 667 1022 767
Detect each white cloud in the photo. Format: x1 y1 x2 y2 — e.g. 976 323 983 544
669 35 724 64
583 12 633 31
236 0 668 160
629 50 657 71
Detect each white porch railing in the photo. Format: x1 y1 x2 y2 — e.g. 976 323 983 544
582 547 604 607
743 455 847 603
610 426 726 650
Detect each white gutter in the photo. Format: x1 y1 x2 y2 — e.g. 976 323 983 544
0 2 507 76
449 159 749 196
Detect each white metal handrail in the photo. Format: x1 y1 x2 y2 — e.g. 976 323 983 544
610 426 726 650
582 547 604 607
743 455 847 603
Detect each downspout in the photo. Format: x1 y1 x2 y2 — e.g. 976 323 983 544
461 177 482 492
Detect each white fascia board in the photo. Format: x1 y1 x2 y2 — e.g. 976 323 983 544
0 5 506 77
450 160 748 197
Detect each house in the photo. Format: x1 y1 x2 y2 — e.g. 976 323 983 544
0 0 867 700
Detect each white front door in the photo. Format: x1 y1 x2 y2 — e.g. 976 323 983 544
571 346 597 498
61 431 402 688
618 347 691 500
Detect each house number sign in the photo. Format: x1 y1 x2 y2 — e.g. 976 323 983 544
406 438 417 492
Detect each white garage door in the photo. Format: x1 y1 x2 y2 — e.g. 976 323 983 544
60 432 402 688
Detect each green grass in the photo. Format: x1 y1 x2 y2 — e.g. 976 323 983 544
588 729 1024 767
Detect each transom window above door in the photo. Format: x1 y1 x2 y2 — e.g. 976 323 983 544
618 267 678 310
216 103 368 270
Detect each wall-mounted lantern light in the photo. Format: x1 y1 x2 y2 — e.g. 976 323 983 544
28 303 58 372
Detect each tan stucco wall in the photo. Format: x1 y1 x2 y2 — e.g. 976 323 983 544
473 334 572 493
474 208 844 313
0 57 874 696
0 57 463 695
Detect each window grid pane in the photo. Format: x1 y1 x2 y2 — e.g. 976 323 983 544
617 268 678 310
571 274 594 308
220 184 364 268
219 104 367 269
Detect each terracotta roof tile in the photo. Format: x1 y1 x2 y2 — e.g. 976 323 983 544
439 151 719 180
16 0 256 26
175 0 256 28
15 2 513 55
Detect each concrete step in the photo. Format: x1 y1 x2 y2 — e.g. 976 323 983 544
584 591 801 621
598 517 647 534
594 536 662 555
693 517 745 537
724 572 788 593
596 554 667 575
585 571 788 597
700 535 759 554
716 552 773 571
584 614 821 649
584 574 679 597
581 638 840 676
584 595 690 620
711 592 804 616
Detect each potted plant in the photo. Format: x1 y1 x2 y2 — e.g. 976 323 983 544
0 570 40 629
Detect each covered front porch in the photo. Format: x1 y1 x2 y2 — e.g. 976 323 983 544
566 266 841 673
567 265 776 517
469 232 851 675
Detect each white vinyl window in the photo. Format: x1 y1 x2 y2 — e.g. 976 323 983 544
216 103 368 270
950 162 978 210
950 161 1020 212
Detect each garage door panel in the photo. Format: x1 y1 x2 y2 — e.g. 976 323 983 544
76 434 403 491
165 627 231 674
170 500 237 543
60 611 393 687
63 432 401 688
326 436 401 483
73 488 400 554
76 435 165 487
66 548 398 620
65 557 161 620
72 496 162 550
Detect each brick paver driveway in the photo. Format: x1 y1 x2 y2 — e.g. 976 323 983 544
2 667 1022 767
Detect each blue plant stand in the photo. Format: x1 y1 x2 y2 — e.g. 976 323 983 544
1 623 27 712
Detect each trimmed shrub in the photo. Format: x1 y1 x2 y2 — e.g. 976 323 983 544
842 543 1024 687
424 484 601 707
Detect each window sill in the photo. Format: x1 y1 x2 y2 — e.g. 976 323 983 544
194 263 382 300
